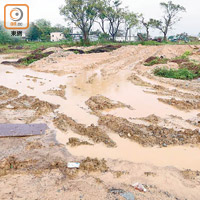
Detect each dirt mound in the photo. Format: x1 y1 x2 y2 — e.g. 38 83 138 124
53 114 116 147
86 45 121 53
0 86 19 101
66 45 121 54
145 56 158 63
86 95 131 112
1 48 54 66
98 114 200 147
44 85 66 100
128 74 152 87
0 156 37 176
67 138 93 147
42 47 63 53
170 58 189 65
67 49 85 54
144 56 168 66
158 98 200 110
80 157 108 172
0 95 59 122
181 170 200 180
139 114 161 124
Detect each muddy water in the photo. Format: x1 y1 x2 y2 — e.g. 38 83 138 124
57 130 200 171
0 64 98 125
0 58 200 170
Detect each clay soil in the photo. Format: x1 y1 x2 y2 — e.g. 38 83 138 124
0 45 200 200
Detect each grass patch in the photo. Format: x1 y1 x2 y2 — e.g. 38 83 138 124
180 62 200 76
1 41 200 54
144 57 168 66
19 49 54 65
171 51 192 62
154 67 197 80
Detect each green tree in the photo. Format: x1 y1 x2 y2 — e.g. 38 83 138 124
124 11 139 41
106 0 124 41
0 24 11 44
0 23 21 44
152 1 186 41
35 19 51 41
141 18 157 40
26 23 41 41
60 0 98 44
96 0 108 34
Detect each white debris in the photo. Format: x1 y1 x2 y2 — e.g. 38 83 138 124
67 162 80 169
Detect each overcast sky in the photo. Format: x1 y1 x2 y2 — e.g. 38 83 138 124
1 0 200 36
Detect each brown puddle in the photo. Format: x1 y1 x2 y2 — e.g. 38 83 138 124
1 55 200 171
57 130 200 171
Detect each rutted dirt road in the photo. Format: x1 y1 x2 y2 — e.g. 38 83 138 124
0 45 200 200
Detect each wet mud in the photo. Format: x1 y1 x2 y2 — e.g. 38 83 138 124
158 98 200 110
98 114 200 147
53 114 116 147
86 95 132 112
1 45 200 200
67 137 93 147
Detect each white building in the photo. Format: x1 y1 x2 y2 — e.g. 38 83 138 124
50 32 65 42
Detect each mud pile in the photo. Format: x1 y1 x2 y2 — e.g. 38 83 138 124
1 48 54 66
128 74 152 87
44 85 67 100
53 114 116 147
80 157 108 172
98 114 200 147
158 98 200 110
67 138 93 147
0 156 37 177
0 154 71 177
67 45 122 54
0 95 59 122
86 73 97 84
86 45 121 53
86 95 131 112
181 169 200 180
144 56 168 66
0 86 19 101
138 114 161 124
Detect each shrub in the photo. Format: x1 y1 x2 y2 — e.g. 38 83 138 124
180 62 200 76
154 67 197 80
144 57 168 66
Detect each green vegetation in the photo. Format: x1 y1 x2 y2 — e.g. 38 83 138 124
0 23 21 45
154 67 197 80
173 51 192 60
18 49 54 65
144 57 168 66
180 62 200 76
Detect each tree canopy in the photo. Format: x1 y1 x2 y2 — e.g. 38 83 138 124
151 1 186 40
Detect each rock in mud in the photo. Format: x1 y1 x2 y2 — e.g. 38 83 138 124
67 138 93 147
53 114 116 147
